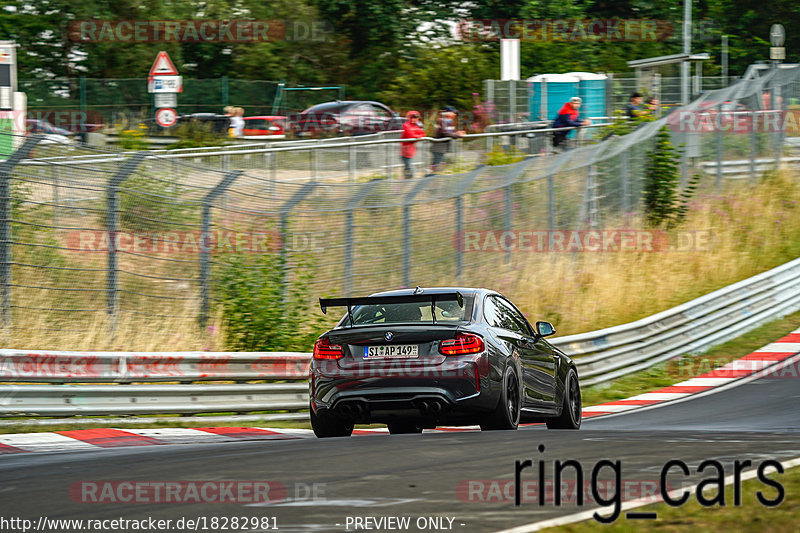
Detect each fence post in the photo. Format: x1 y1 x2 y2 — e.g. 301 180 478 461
455 196 463 278
199 170 243 327
51 165 60 227
106 152 147 328
504 184 512 264
0 135 42 329
621 150 630 215
716 103 723 192
402 176 434 287
221 76 229 108
277 182 317 299
348 144 356 182
750 111 757 182
343 179 380 297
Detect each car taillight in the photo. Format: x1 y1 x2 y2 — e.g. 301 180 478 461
439 333 485 355
313 337 344 359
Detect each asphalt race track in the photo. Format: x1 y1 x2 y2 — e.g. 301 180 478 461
1 371 798 532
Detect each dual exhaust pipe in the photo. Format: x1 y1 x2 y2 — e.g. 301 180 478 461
415 399 445 416
335 399 448 418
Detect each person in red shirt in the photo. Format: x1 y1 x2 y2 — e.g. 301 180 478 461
400 110 426 179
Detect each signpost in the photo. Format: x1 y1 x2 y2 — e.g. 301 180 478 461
148 51 181 127
155 107 178 128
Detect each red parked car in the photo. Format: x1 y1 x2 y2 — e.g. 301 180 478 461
242 116 287 139
289 101 404 138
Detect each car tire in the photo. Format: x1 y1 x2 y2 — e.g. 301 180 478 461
480 367 521 431
387 422 424 435
310 403 354 438
546 368 582 430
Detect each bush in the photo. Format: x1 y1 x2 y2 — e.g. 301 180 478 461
168 121 228 149
216 252 325 352
643 126 697 228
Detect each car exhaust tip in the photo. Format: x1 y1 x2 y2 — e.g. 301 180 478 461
429 401 443 415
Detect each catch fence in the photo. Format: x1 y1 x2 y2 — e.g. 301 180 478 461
1 65 799 339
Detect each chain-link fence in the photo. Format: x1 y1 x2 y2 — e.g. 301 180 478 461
2 65 799 339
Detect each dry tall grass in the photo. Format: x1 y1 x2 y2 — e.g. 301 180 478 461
5 171 800 350
463 171 800 335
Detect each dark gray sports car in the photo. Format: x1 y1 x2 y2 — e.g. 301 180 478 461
309 287 581 437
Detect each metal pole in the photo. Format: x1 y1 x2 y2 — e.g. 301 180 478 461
621 151 630 214
0 135 42 329
403 205 411 287
199 170 242 327
722 35 729 85
107 152 147 327
51 165 59 227
682 0 692 104
455 196 463 278
348 144 356 182
504 185 512 264
547 173 555 231
750 111 757 182
344 212 354 297
716 103 723 192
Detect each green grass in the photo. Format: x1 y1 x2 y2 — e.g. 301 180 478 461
547 465 799 532
581 309 800 407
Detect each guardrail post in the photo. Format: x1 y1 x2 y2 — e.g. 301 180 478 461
107 152 147 329
0 135 42 330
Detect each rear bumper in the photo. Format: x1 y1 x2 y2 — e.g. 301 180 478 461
309 357 497 424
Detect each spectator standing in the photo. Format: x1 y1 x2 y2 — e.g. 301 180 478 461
400 110 426 179
230 107 245 137
626 92 644 118
552 97 590 151
430 106 465 174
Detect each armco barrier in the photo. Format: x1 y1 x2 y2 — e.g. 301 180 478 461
1 256 800 416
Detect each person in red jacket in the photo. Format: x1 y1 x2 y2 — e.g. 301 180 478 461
552 97 591 151
400 110 426 179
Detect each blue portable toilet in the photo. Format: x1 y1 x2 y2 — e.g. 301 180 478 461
564 72 608 120
527 74 580 122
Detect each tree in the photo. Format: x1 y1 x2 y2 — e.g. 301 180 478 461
643 125 696 228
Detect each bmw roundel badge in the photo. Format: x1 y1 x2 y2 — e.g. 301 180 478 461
384 331 393 342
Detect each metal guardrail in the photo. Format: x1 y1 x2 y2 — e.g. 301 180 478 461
17 124 610 168
2 256 799 416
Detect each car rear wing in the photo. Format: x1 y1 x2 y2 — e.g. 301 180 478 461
319 292 464 325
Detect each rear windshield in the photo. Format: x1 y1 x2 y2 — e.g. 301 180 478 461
341 296 474 326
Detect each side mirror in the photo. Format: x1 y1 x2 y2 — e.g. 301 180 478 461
536 321 556 337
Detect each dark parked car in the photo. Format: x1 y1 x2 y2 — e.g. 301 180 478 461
309 287 582 437
290 100 404 138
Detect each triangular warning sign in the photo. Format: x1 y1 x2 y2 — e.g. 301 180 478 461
149 51 178 76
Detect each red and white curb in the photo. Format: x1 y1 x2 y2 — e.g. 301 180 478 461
1 329 798 455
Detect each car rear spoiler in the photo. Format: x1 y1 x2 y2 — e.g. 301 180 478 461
319 292 464 325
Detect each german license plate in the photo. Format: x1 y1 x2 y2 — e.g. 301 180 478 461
363 345 419 359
